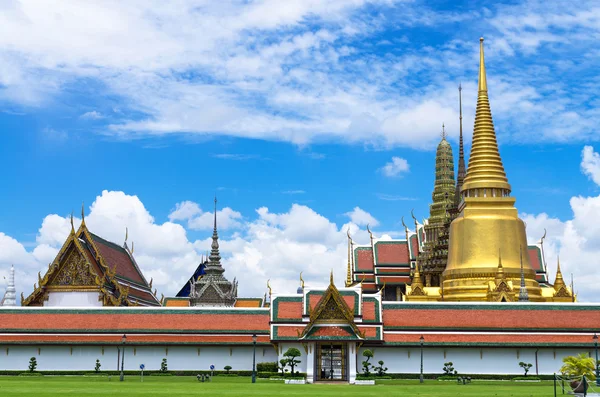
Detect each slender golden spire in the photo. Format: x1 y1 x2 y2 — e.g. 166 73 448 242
495 249 505 284
412 264 424 289
554 257 566 290
346 229 353 287
81 202 86 226
70 211 75 234
461 37 511 195
330 269 334 286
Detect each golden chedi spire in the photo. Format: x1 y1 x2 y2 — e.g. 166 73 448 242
461 38 511 197
442 38 543 301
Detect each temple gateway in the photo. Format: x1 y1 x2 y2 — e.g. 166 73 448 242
0 39 597 382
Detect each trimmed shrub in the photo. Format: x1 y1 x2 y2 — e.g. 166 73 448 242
19 372 43 377
224 365 232 374
257 362 278 372
28 357 37 372
94 359 101 373
160 358 168 373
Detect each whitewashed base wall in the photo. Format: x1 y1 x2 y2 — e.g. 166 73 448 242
358 346 592 375
0 344 591 375
0 345 278 372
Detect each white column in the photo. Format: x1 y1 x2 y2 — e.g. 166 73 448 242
306 343 315 383
348 342 357 383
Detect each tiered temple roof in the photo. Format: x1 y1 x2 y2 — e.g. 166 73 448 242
189 198 238 307
22 211 160 307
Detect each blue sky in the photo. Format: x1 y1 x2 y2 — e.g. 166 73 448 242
1 0 600 301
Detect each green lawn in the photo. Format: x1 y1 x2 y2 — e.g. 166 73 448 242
0 376 555 396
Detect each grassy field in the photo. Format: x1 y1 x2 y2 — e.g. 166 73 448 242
0 376 556 396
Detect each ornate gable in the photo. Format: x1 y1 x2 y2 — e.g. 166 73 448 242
300 274 362 340
47 246 98 287
22 216 157 307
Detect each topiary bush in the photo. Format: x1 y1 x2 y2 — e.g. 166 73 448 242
160 358 168 373
224 365 232 374
28 357 37 372
94 359 101 373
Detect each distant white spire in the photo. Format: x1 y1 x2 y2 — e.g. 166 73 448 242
2 265 17 306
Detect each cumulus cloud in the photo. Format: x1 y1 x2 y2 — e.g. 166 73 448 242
581 145 600 186
345 207 379 227
379 157 410 177
169 201 243 231
0 191 384 301
521 146 600 302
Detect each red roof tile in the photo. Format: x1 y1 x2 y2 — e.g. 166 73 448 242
91 235 145 285
382 305 600 330
0 310 270 333
356 248 374 272
362 301 377 321
384 332 595 345
277 301 303 319
376 242 409 265
0 334 271 344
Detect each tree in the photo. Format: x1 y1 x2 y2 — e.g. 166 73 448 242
160 358 168 373
28 357 37 372
361 349 374 376
374 360 388 376
519 362 532 376
224 365 232 374
560 354 596 380
95 359 101 373
443 362 455 375
283 348 302 375
279 359 287 376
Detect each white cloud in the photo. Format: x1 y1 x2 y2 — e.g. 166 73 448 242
168 201 202 222
345 207 379 227
187 207 243 231
80 110 103 120
0 190 386 302
521 146 600 302
581 145 600 186
169 200 243 231
2 1 598 148
379 156 410 177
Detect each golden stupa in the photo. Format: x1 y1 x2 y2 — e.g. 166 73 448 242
404 38 573 302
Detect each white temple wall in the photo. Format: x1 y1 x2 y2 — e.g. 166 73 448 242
0 344 591 374
358 346 590 375
0 345 277 372
45 292 102 307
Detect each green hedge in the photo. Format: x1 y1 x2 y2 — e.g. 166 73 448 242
18 373 43 377
257 371 279 378
512 376 541 381
256 362 278 372
356 375 392 380
372 373 554 381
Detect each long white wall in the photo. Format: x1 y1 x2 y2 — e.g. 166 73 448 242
358 346 592 375
0 345 278 372
0 344 590 375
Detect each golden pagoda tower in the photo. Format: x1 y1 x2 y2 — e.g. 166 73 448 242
442 38 544 301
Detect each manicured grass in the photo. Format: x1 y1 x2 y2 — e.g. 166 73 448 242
0 376 555 396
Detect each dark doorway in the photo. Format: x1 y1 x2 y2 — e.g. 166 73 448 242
316 343 347 381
